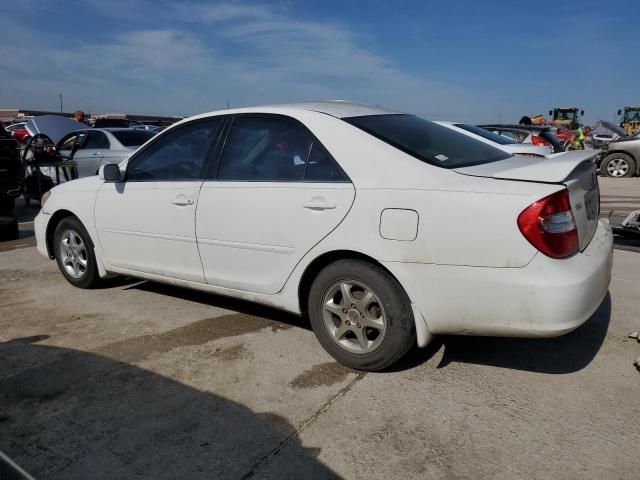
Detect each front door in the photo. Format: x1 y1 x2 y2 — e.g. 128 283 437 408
196 115 355 294
95 118 225 282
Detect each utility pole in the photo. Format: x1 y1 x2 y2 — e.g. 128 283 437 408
227 99 230 109
59 94 63 114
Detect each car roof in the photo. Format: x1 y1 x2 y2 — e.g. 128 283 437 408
196 101 403 120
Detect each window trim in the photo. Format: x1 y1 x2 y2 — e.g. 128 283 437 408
124 117 228 183
207 113 350 183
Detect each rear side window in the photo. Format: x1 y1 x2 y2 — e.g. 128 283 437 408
217 116 347 182
346 115 510 169
454 124 517 145
85 131 110 149
112 130 155 147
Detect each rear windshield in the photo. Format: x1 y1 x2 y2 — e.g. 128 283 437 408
454 123 517 145
345 114 511 168
112 130 155 147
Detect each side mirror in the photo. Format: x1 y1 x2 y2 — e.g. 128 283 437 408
617 109 622 116
580 110 584 116
99 163 121 182
548 110 553 116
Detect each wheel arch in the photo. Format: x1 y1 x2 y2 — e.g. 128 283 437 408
45 209 92 259
297 249 400 315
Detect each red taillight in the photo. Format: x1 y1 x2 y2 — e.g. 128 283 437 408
517 189 578 259
531 135 552 147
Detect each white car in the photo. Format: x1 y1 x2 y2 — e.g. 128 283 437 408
57 128 156 178
436 121 552 156
34 102 613 371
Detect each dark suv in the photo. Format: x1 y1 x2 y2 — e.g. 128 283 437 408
0 125 23 215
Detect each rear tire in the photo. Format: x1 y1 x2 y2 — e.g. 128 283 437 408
308 259 415 371
53 217 101 288
601 153 636 178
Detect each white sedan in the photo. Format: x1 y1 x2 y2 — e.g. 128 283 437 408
34 102 613 370
436 121 553 156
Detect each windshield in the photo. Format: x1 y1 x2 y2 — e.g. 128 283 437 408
624 109 640 122
454 123 517 145
556 110 576 121
345 114 511 168
112 130 155 147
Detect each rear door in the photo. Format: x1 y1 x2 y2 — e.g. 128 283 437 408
73 131 108 177
196 114 355 294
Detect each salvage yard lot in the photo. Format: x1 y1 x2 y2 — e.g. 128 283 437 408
1 177 640 479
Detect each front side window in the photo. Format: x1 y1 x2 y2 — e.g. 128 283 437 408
112 130 155 147
218 117 313 181
346 114 510 169
58 133 84 152
127 119 223 181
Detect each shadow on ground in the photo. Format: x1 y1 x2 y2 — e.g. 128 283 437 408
0 337 341 480
126 280 308 330
394 292 612 374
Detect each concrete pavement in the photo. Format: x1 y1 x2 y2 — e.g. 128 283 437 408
1 231 639 479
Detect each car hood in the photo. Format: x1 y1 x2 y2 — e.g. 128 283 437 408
454 149 599 183
25 115 85 144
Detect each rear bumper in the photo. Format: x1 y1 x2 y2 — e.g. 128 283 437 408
385 220 613 337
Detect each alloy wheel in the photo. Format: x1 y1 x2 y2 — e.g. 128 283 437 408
322 280 387 354
606 158 630 177
59 229 88 279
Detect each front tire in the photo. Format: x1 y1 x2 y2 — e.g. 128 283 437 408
601 153 636 178
53 217 101 288
308 259 416 371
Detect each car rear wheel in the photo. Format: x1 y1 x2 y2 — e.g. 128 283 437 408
308 259 415 371
602 153 636 178
53 217 101 288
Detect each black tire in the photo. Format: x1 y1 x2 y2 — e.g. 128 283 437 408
308 259 416 371
601 153 636 178
53 216 102 288
0 216 18 241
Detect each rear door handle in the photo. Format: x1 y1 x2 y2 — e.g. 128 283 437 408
303 198 337 211
172 194 194 206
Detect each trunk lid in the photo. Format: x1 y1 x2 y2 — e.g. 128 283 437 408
455 150 600 252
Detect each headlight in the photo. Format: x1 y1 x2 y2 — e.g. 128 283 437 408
41 191 51 207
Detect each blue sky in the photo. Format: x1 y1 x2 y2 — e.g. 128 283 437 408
0 0 637 123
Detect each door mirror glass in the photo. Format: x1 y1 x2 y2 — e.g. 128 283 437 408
99 163 121 182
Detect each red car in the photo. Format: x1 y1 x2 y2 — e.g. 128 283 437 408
549 125 574 148
4 122 31 144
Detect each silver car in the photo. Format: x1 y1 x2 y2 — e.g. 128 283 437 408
598 133 640 178
57 128 156 178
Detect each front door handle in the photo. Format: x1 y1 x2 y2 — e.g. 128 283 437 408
92 152 102 156
303 197 337 211
172 194 194 206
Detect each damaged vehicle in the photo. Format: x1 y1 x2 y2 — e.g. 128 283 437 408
591 121 640 178
34 102 613 371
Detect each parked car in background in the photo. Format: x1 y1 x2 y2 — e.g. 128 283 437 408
0 125 23 214
597 132 640 177
57 128 156 177
5 122 31 144
436 122 552 157
548 125 575 149
479 124 564 153
34 101 612 371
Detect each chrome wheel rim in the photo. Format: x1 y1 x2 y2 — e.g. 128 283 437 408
59 229 88 279
606 158 629 177
322 280 387 354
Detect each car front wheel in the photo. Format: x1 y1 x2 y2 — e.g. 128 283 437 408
53 217 101 288
601 153 636 178
308 259 416 371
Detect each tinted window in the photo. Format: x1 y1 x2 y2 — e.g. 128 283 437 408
346 115 510 169
454 124 517 145
112 130 155 147
218 117 313 181
127 120 222 181
304 142 346 181
85 131 110 149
